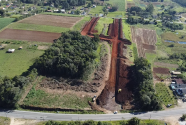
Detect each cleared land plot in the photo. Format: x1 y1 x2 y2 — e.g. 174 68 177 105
154 62 179 69
0 29 61 43
0 18 15 31
155 83 176 107
0 41 47 77
131 27 157 58
8 23 69 33
153 67 169 74
19 14 82 28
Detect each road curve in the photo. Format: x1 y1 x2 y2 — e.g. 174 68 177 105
0 109 185 121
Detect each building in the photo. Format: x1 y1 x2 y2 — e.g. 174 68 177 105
61 9 65 13
171 71 181 75
170 83 186 96
7 49 15 53
172 78 184 84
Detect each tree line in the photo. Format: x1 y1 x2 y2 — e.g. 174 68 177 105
134 58 162 110
19 0 86 9
0 68 38 108
172 0 186 7
34 31 99 79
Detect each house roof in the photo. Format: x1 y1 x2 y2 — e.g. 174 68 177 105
173 78 184 84
171 83 186 89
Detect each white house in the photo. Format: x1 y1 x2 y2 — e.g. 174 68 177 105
7 49 15 53
61 9 65 13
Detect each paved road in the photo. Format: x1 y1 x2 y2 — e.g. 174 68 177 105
0 109 185 121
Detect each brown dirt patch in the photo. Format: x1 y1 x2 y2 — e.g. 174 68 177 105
37 45 49 50
153 67 170 74
154 62 179 69
19 14 82 28
131 27 157 58
0 29 61 43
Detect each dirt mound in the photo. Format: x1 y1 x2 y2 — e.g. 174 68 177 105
153 67 170 74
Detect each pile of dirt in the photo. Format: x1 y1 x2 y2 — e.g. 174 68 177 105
40 54 108 93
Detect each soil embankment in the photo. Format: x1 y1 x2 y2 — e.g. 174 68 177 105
81 17 133 111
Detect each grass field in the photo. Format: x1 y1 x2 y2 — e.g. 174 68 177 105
89 6 104 16
155 83 176 108
8 23 69 33
95 17 113 34
107 11 125 18
23 84 92 109
0 116 10 125
106 0 125 11
146 53 157 66
0 41 49 77
0 18 15 31
73 16 90 31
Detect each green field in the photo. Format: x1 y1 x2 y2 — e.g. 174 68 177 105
0 41 49 77
95 17 113 34
8 23 69 33
107 11 125 18
155 83 176 107
106 0 125 11
0 18 15 31
73 16 90 31
89 6 104 16
146 53 157 66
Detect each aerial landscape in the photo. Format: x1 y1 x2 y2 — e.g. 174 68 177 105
1 0 186 125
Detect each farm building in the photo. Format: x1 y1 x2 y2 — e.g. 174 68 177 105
7 49 15 53
171 71 181 75
172 78 184 84
61 9 65 13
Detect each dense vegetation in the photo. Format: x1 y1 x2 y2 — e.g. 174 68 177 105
0 68 37 108
34 31 99 79
134 58 162 110
19 0 87 9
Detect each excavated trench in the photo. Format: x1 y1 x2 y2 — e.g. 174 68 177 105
81 17 133 111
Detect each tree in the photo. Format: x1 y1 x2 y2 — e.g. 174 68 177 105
128 117 140 125
161 5 164 10
0 9 5 17
109 5 118 12
146 4 154 15
75 9 80 15
180 114 186 121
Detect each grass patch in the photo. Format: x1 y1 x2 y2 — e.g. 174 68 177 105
89 6 104 16
8 23 69 33
41 12 83 17
23 85 92 109
73 16 90 31
123 19 131 41
0 41 49 77
0 116 10 125
155 83 176 107
146 53 157 66
133 43 138 59
106 0 125 11
95 17 113 34
0 18 15 31
107 11 125 18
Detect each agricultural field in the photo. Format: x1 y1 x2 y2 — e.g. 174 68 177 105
0 29 61 43
73 16 91 31
131 27 157 59
155 83 176 107
89 6 104 16
18 14 82 28
107 11 125 18
0 18 15 31
0 41 49 78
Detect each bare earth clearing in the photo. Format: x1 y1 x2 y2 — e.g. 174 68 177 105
0 29 61 43
19 14 82 28
154 62 179 69
131 27 157 58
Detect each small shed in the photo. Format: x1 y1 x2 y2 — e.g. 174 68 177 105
171 71 181 75
61 9 65 13
7 49 15 53
19 46 22 49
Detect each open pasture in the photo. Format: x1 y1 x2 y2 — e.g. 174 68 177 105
19 14 82 28
0 41 47 77
0 29 61 43
0 18 15 31
131 27 157 58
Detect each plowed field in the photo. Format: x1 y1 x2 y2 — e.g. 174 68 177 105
81 17 133 111
131 27 157 58
19 14 82 28
153 67 170 74
0 29 61 43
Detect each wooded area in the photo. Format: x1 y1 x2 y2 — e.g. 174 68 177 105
34 31 100 79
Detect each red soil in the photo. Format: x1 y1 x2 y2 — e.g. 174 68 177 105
81 17 132 111
0 29 61 43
